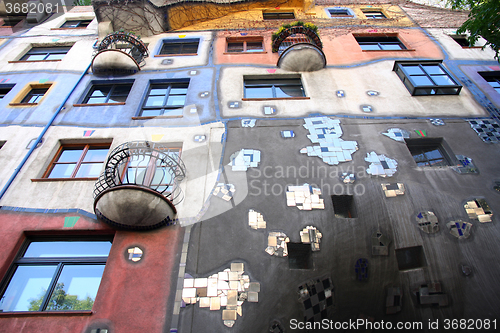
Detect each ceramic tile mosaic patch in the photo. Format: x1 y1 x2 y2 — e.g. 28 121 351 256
382 128 410 142
266 232 289 257
340 173 356 184
298 277 334 322
182 263 259 328
447 220 472 239
416 211 439 234
365 152 398 177
413 282 448 307
468 119 500 142
430 119 445 126
241 119 256 127
229 149 261 171
213 183 235 201
453 155 478 174
280 130 295 138
464 198 493 223
248 209 267 230
381 183 405 197
286 184 325 210
300 226 322 251
371 231 391 256
386 287 402 314
300 117 358 166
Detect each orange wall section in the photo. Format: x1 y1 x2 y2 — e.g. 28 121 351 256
0 211 182 333
215 28 444 67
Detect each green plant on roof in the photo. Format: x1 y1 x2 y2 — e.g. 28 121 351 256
271 21 319 42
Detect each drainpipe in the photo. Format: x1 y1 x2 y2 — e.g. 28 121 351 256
0 62 92 201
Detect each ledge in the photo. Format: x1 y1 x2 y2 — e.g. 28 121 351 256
154 53 197 57
8 60 62 63
9 103 38 106
132 115 183 120
73 102 126 107
31 177 99 182
0 310 92 317
51 27 88 30
242 97 310 101
223 51 267 55
361 49 415 52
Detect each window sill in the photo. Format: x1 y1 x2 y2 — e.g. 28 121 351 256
9 102 38 106
461 46 483 49
361 49 415 52
223 51 267 55
0 310 92 317
51 27 88 30
132 115 183 120
31 177 99 182
8 60 62 63
154 53 198 57
242 97 310 101
73 102 126 107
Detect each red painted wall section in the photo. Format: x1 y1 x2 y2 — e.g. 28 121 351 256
214 28 444 67
0 211 182 333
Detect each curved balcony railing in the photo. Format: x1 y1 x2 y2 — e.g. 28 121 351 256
272 26 322 54
94 141 186 205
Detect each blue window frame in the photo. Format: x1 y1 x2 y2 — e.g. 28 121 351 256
158 38 200 55
326 7 355 18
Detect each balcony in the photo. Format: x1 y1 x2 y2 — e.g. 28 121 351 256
272 23 325 72
91 31 149 75
93 141 186 230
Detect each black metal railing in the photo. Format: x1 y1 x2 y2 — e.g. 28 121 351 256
94 31 149 67
94 141 186 205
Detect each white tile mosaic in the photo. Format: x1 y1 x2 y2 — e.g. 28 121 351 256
286 184 324 210
229 149 261 171
248 209 267 229
241 119 256 127
365 151 398 177
382 128 410 142
213 183 235 201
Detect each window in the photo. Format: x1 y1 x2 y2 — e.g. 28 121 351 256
0 84 14 100
393 61 462 96
120 147 181 193
0 238 112 312
355 36 406 51
263 12 295 20
20 47 71 61
244 77 305 99
479 72 500 94
451 35 472 47
43 143 110 179
362 10 386 19
21 88 48 103
60 20 92 28
158 38 199 55
82 82 133 105
139 81 189 117
226 37 264 53
405 138 454 167
327 8 355 18
1 17 23 27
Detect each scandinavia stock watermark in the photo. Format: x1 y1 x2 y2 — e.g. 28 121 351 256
289 318 498 331
248 161 368 197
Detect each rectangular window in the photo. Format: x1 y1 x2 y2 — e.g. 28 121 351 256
0 238 112 312
60 20 92 28
355 36 406 51
82 82 133 105
21 87 48 104
327 8 354 18
43 143 110 179
405 138 454 167
363 10 386 19
263 12 295 20
158 38 199 55
393 61 462 96
20 47 71 61
479 72 500 94
139 81 189 117
226 37 264 53
244 77 305 99
0 84 14 100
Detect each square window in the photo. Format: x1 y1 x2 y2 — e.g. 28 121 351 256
327 8 354 18
262 12 295 20
20 47 71 61
243 77 305 99
43 143 110 179
0 238 112 312
226 37 263 53
60 20 92 28
405 138 455 167
139 81 189 117
21 88 48 103
355 36 406 51
158 38 199 55
331 195 357 218
288 243 312 269
0 84 15 100
82 82 133 105
479 72 500 94
393 61 462 96
395 246 426 271
362 10 386 19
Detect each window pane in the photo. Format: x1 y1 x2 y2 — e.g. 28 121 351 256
402 65 424 75
166 95 186 106
24 241 112 257
0 265 57 311
423 148 444 160
107 95 128 103
25 54 46 61
246 42 263 52
87 96 107 104
149 87 169 95
411 75 434 86
75 163 103 178
245 86 273 98
82 148 108 162
57 149 84 162
381 43 403 50
182 43 199 54
360 44 380 50
90 86 111 97
431 75 456 86
160 43 180 54
48 163 76 178
276 85 304 97
422 65 445 75
170 86 188 94
46 265 105 311
227 42 244 52
145 95 165 107
111 85 132 96
46 54 65 60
